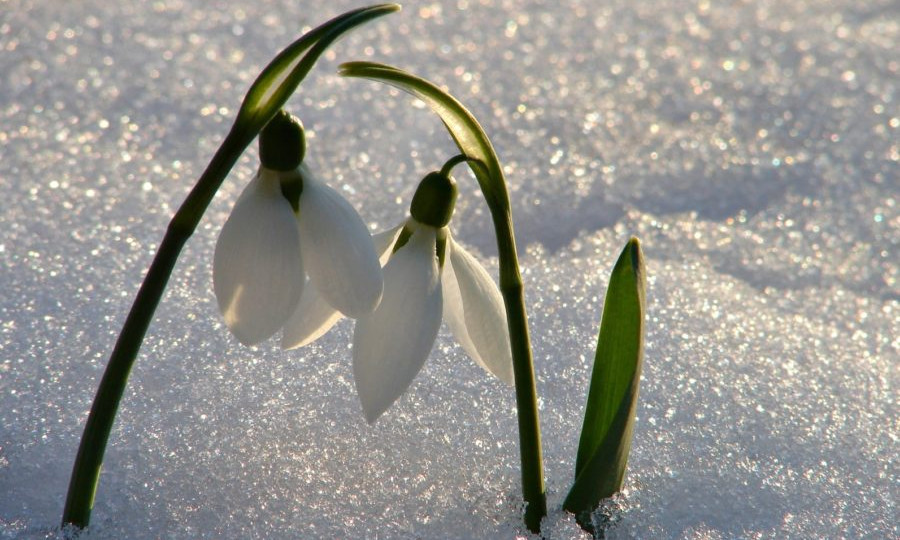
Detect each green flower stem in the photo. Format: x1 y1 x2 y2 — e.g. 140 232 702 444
452 159 548 533
495 226 547 532
61 127 250 529
61 5 399 530
439 154 470 177
442 155 545 530
341 63 547 532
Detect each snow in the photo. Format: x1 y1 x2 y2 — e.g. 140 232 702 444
1 0 896 538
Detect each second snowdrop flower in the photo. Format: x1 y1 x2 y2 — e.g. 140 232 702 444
213 111 383 346
353 171 514 423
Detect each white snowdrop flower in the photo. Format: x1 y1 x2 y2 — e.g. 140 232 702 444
281 225 399 350
213 112 383 346
352 171 514 423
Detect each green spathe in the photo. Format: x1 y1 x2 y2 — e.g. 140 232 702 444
236 5 401 136
564 238 646 532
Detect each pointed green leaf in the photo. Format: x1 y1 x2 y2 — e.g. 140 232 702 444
237 5 400 137
564 238 646 522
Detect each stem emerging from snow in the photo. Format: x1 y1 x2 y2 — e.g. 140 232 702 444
61 5 399 529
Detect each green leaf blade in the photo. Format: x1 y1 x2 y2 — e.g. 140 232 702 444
564 237 646 519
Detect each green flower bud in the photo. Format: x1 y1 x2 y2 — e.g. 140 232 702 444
259 110 306 171
410 171 458 228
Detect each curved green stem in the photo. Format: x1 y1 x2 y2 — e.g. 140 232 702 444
439 153 471 177
61 5 399 530
61 127 250 528
340 62 547 532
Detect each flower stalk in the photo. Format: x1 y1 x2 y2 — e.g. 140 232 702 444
61 5 399 529
61 127 249 529
339 62 548 532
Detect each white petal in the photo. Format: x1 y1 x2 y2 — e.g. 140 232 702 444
213 171 303 345
280 279 343 350
280 225 403 350
442 238 514 384
296 165 383 317
353 226 442 423
373 225 403 264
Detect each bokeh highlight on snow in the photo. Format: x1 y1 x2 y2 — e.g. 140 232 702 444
0 0 896 538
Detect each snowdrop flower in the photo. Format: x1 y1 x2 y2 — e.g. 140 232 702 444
213 111 383 346
352 171 514 423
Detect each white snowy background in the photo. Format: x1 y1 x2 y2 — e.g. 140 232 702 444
1 0 896 538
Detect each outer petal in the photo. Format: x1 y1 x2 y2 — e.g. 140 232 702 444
296 165 383 318
442 237 514 384
353 225 442 423
374 225 403 264
280 225 404 350
213 170 303 345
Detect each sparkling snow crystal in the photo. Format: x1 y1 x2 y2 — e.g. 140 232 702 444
1 0 896 538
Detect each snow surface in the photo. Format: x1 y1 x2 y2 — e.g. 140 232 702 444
1 0 897 538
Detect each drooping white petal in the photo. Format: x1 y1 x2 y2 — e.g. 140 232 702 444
280 278 343 350
373 225 403 264
442 237 514 385
353 226 442 423
213 170 303 345
280 225 404 350
296 165 383 318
